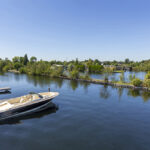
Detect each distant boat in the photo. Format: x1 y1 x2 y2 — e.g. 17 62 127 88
0 91 59 121
0 87 11 93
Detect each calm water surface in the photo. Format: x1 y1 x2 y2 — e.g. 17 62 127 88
90 71 146 82
0 73 150 150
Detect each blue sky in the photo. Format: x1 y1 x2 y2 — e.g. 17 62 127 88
0 0 150 61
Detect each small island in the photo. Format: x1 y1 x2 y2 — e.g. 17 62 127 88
1 54 150 91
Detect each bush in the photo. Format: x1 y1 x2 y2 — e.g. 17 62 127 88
143 79 150 88
79 74 91 80
129 74 136 82
50 67 64 77
88 64 103 73
132 78 143 87
75 64 85 72
55 67 64 76
104 75 108 83
103 67 114 73
143 72 150 88
13 62 22 70
2 65 10 72
119 72 125 83
145 72 150 80
19 67 26 73
69 70 79 79
50 71 58 77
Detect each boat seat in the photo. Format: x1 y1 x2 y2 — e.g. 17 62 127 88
8 98 20 104
43 95 49 98
20 95 33 103
0 101 13 111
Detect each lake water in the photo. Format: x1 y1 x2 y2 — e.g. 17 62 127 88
0 73 150 150
90 71 146 82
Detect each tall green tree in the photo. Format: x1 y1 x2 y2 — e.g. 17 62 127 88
125 58 130 64
23 54 29 65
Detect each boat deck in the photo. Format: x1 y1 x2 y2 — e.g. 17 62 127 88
0 92 59 112
0 87 11 92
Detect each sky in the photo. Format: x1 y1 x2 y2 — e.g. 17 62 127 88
0 0 150 61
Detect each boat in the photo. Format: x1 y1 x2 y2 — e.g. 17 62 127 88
0 102 58 125
0 87 11 93
0 91 11 95
0 91 59 121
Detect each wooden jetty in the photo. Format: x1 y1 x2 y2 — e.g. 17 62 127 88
0 87 11 93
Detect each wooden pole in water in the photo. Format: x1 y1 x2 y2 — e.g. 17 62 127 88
48 88 50 92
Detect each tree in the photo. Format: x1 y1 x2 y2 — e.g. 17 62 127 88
94 59 101 65
125 58 130 64
0 60 5 72
129 74 136 82
75 58 79 65
120 72 125 83
145 72 150 80
69 69 79 79
132 78 143 87
19 57 24 64
75 64 85 72
23 54 29 65
14 62 21 70
88 64 103 73
30 56 37 63
143 72 150 88
68 63 74 71
12 56 20 63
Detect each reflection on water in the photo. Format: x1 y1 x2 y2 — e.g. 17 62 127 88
118 87 124 100
142 92 150 102
26 75 64 88
26 75 90 91
99 85 150 102
69 80 79 91
100 85 110 99
0 102 58 125
89 71 146 82
128 89 140 98
25 73 150 102
1 73 150 150
0 91 11 95
1 73 150 102
128 89 150 102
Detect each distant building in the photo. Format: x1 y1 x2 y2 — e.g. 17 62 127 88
51 64 67 70
102 64 132 71
103 65 115 68
116 65 132 71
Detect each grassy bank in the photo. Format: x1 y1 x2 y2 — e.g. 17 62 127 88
10 69 150 92
58 76 150 92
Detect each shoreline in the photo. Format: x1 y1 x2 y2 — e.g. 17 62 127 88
59 76 150 92
7 71 150 92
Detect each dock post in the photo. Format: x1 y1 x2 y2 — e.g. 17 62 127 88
48 88 50 92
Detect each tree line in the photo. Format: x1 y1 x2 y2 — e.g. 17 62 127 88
0 55 150 88
1 55 150 74
0 54 104 76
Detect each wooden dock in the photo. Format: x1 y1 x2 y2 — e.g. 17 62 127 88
0 87 11 92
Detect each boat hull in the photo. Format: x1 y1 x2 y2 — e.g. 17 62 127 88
0 98 53 121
